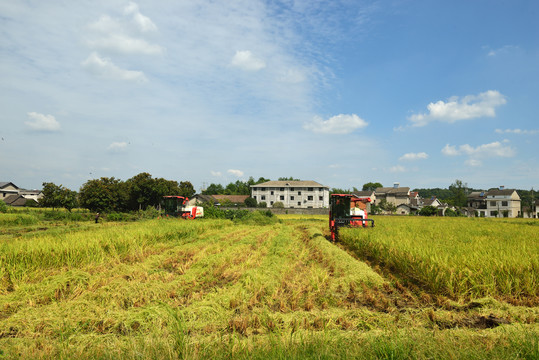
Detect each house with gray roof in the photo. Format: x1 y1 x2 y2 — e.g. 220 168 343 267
374 183 411 207
1 182 43 205
1 182 19 201
466 187 521 218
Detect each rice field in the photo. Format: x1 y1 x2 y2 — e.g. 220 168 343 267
339 216 539 302
0 213 538 359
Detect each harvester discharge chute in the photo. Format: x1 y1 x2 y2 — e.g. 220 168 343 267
329 194 374 241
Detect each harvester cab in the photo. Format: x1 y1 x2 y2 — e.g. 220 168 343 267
329 194 374 241
162 196 204 219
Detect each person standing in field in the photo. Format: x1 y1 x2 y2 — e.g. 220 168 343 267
95 212 100 224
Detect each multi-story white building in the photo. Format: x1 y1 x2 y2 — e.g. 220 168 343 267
250 180 329 208
467 187 521 218
485 187 521 218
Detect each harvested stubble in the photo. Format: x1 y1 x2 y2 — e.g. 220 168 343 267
1 215 538 359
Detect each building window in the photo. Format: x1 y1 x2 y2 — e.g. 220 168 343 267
253 196 256 200
261 187 266 191
290 196 294 200
297 202 301 206
280 187 284 191
298 191 301 195
308 196 313 201
280 195 284 200
290 188 294 191
261 195 266 200
502 201 508 206
270 201 274 205
308 187 313 191
490 201 496 206
271 191 274 195
319 196 323 201
319 188 323 191
490 211 498 216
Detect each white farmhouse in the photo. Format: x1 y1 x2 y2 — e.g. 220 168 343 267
485 187 521 218
250 180 329 208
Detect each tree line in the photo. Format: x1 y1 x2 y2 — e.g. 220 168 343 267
40 172 195 212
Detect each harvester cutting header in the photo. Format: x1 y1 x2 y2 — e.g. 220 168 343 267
329 194 374 241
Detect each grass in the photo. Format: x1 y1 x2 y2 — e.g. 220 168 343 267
0 213 538 359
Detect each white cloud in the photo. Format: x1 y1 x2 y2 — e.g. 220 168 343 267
303 114 368 134
465 159 482 167
389 165 406 173
486 45 519 57
442 141 516 159
107 141 128 152
495 128 539 135
230 50 266 71
227 169 244 177
25 112 61 132
399 152 428 161
87 34 163 55
408 90 507 127
82 52 147 82
124 2 158 33
86 3 162 55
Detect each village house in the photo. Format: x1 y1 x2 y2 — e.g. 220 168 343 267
374 183 411 207
1 182 42 206
250 180 329 208
466 187 521 218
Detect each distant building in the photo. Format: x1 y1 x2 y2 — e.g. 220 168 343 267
374 183 411 207
466 187 521 218
1 182 42 205
250 180 329 208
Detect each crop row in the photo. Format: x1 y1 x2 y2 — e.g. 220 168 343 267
339 217 539 301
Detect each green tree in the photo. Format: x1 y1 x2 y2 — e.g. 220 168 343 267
202 183 224 195
40 182 78 211
178 181 195 198
419 205 438 216
362 182 383 191
40 182 64 209
61 188 78 212
449 179 469 207
79 177 128 212
278 177 300 181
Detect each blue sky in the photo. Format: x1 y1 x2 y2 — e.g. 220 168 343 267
1 0 538 192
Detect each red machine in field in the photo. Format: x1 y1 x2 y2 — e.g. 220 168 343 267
329 194 374 241
162 196 203 219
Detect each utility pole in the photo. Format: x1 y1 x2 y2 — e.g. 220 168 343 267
532 187 535 218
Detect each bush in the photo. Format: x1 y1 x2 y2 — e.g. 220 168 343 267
444 208 459 217
0 199 7 213
272 201 284 209
244 197 257 208
419 205 437 216
234 210 279 225
258 202 267 208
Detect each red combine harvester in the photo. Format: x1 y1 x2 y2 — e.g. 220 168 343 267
162 196 203 219
329 194 374 241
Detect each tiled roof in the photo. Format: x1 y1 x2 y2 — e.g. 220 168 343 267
251 180 328 188
0 182 19 190
212 195 250 203
486 189 517 196
375 187 410 196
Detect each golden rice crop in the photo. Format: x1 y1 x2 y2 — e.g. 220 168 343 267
340 216 539 300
